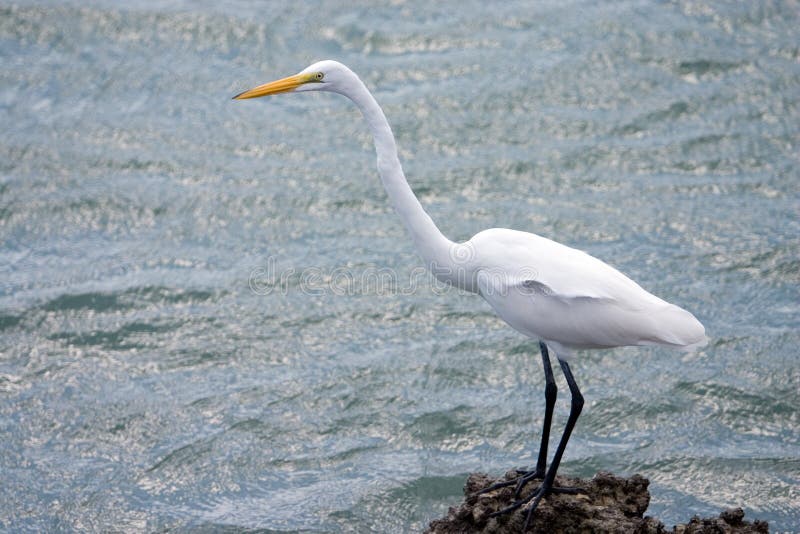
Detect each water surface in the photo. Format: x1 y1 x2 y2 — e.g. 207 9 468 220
1 1 798 531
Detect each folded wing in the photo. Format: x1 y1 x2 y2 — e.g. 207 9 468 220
469 228 707 354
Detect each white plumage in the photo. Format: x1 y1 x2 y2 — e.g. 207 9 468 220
466 228 706 358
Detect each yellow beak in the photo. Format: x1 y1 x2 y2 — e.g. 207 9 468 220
233 72 316 100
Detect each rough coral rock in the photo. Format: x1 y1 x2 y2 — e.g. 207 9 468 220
425 471 768 534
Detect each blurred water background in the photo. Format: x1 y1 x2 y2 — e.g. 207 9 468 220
1 0 799 531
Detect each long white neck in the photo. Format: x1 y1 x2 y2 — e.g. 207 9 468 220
340 74 462 281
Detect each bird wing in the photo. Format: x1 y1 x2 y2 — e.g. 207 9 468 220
468 228 664 306
468 228 706 352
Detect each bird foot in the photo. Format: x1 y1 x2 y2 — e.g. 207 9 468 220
488 479 585 531
474 467 545 497
510 468 546 499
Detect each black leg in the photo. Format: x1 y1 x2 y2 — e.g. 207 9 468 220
476 342 557 497
489 358 584 530
534 341 557 478
521 358 584 530
507 342 559 498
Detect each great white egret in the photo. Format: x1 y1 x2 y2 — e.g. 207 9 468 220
233 60 707 530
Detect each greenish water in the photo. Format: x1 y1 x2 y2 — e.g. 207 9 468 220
1 1 798 531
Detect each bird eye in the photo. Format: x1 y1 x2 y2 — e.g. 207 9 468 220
315 72 324 81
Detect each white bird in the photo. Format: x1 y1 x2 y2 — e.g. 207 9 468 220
233 60 707 529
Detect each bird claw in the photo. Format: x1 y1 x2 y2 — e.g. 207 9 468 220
511 468 546 499
487 480 586 530
474 467 544 497
488 498 524 517
521 486 548 531
488 484 548 530
515 467 538 475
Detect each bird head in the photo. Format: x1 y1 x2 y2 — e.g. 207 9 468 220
233 60 354 100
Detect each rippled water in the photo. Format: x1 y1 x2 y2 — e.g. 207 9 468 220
2 1 799 531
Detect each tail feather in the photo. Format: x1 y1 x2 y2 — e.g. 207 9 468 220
645 303 707 349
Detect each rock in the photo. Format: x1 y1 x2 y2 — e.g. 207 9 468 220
675 507 769 534
425 471 768 534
